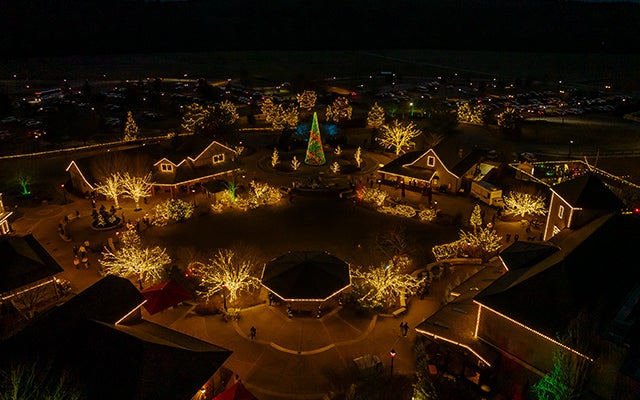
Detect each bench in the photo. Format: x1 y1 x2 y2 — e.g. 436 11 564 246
391 307 406 317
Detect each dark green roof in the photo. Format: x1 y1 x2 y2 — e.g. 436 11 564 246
475 213 640 340
0 276 231 400
551 172 624 210
0 234 63 293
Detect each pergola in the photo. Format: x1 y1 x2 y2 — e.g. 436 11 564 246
261 251 351 302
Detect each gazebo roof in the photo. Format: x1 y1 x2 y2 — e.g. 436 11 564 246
261 251 351 302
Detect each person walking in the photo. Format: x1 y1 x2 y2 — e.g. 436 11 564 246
73 256 80 269
402 322 409 337
249 326 256 341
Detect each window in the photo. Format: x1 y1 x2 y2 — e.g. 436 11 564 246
212 154 225 164
558 205 564 219
160 164 173 172
427 156 435 167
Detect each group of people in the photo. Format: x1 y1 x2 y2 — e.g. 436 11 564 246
72 241 91 269
399 321 410 337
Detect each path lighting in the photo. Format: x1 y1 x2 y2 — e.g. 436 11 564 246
192 188 197 206
390 348 396 377
61 184 67 204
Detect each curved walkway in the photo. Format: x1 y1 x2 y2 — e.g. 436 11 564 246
147 298 441 400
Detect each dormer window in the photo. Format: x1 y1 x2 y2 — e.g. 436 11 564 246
212 154 225 164
558 205 564 219
160 163 173 172
427 156 435 167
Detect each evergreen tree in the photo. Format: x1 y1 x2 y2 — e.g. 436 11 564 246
123 111 139 141
304 112 326 166
470 204 483 232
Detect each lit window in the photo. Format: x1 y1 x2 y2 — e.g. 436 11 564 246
427 156 435 167
212 154 225 164
161 164 173 172
558 205 564 218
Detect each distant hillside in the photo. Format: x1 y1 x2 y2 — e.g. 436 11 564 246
1 0 639 56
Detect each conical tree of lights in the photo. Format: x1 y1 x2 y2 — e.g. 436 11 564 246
305 112 326 166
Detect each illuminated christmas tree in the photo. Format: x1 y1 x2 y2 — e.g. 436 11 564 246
304 112 326 166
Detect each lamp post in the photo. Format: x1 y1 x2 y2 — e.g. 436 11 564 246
60 184 67 204
568 140 574 160
389 348 396 377
191 188 197 207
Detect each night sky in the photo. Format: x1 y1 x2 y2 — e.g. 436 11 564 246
1 0 639 56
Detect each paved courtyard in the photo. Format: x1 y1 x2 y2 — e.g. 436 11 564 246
7 147 542 399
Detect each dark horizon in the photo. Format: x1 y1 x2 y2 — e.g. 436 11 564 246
1 0 640 57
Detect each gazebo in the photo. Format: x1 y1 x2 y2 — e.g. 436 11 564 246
261 251 351 303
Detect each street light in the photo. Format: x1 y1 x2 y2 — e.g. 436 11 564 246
60 184 67 204
389 348 396 377
568 140 574 159
191 188 197 206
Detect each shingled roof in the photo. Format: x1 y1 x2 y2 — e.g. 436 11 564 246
431 139 485 177
0 234 63 294
68 137 238 189
475 213 640 341
0 276 232 400
378 139 484 180
551 172 625 210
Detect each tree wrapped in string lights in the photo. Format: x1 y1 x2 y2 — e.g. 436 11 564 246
377 120 421 155
95 173 125 209
296 90 317 111
352 259 424 310
367 102 385 128
121 172 153 211
189 248 260 303
100 230 171 288
503 191 547 218
123 111 139 141
304 112 326 165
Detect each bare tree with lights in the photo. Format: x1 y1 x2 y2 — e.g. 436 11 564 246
377 120 422 155
121 172 153 211
352 259 424 309
123 111 139 141
532 310 597 400
354 147 362 168
497 107 523 134
283 104 299 128
188 248 260 304
291 156 301 171
100 230 171 288
95 173 125 209
458 227 502 259
503 191 547 218
0 363 84 400
296 90 317 111
326 97 352 124
15 170 33 195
